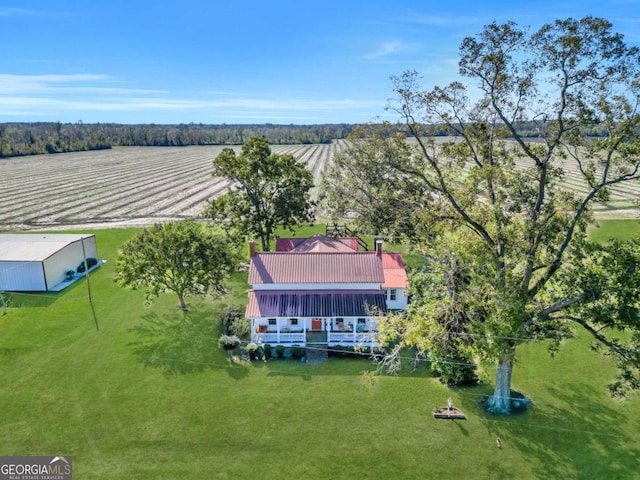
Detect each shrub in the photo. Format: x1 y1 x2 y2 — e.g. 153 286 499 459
246 342 258 360
431 354 478 386
218 334 241 361
263 343 272 360
275 345 285 359
219 307 246 336
290 346 305 360
228 317 251 339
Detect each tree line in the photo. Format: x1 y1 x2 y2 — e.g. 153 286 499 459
0 122 354 158
1 119 614 159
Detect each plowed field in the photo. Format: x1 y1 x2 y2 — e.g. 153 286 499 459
0 142 347 230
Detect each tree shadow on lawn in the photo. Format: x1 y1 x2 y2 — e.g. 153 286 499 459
128 307 222 376
469 382 639 479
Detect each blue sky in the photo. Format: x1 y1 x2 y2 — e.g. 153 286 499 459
1 0 639 124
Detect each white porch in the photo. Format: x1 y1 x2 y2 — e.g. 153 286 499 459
252 316 380 346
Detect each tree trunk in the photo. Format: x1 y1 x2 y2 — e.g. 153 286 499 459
177 293 188 311
486 347 515 414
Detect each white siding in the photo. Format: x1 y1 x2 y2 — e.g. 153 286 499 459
0 261 46 291
0 235 98 292
43 236 98 290
386 288 408 310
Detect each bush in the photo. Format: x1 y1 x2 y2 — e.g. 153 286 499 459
275 345 285 359
263 343 272 360
218 334 241 361
431 354 478 386
290 346 305 360
219 307 246 336
228 317 251 339
76 257 98 273
246 342 258 360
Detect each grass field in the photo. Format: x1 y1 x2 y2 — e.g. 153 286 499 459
1 226 639 479
587 219 640 243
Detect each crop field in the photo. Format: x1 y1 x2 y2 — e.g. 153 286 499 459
1 138 638 231
0 141 347 230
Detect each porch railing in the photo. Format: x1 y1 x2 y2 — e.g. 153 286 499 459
257 332 305 344
255 331 380 345
328 332 380 344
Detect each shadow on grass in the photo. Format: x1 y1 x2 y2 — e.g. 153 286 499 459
128 307 221 376
467 381 640 479
225 363 250 380
3 291 60 309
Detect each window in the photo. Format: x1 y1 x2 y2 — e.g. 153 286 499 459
290 318 298 326
268 318 277 325
388 289 397 301
357 318 366 325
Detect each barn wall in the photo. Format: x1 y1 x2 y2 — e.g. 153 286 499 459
43 236 98 290
0 261 46 291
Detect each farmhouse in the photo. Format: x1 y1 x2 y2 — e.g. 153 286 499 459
0 234 101 292
246 234 408 347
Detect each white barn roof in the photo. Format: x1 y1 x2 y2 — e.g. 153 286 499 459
0 234 95 262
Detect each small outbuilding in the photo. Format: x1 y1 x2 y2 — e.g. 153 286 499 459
0 234 101 292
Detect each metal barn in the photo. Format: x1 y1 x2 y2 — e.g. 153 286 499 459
0 234 99 292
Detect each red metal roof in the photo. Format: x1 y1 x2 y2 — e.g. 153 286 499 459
381 252 408 288
275 234 359 252
248 252 385 285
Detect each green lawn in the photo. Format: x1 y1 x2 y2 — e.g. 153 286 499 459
1 226 639 479
587 219 640 243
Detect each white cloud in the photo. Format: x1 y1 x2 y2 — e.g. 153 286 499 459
0 8 45 17
0 72 383 122
0 95 379 113
363 41 403 60
0 73 166 95
398 10 484 27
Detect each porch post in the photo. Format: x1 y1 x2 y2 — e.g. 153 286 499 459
326 318 331 344
277 318 281 343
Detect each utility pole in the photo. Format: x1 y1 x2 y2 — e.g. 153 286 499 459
80 235 99 331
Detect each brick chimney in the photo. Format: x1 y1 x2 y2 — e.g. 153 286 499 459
249 240 257 257
375 239 383 257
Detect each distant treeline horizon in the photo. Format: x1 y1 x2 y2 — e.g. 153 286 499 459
0 121 611 159
0 122 355 158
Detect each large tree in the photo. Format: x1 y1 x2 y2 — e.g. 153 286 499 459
114 221 238 310
206 136 314 251
324 17 640 413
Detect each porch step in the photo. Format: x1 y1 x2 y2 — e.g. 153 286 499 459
305 344 328 364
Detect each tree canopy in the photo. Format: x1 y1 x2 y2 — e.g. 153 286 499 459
206 136 315 251
323 16 640 413
114 221 238 310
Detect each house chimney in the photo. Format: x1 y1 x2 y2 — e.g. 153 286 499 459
249 240 257 257
375 239 383 257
